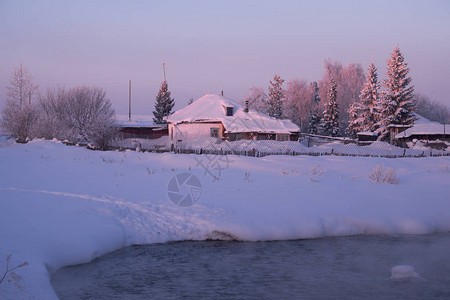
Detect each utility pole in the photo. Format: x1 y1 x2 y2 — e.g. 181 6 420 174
163 62 166 82
128 80 131 121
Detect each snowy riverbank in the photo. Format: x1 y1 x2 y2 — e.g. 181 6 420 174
1 139 449 299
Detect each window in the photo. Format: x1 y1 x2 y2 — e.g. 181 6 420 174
210 128 220 138
276 134 289 141
226 107 233 116
229 133 242 141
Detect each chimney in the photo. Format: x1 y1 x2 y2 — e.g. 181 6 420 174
244 100 249 113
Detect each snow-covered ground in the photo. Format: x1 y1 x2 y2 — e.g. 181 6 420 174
1 139 449 299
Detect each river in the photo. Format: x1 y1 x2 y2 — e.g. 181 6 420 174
52 233 450 299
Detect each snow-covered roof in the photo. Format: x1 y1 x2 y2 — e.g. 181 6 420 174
395 114 448 139
117 115 166 128
166 94 300 134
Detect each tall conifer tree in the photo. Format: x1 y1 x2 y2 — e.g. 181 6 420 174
377 46 415 138
268 74 285 119
153 81 175 124
319 79 340 137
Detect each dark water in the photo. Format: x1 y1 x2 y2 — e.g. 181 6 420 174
52 233 450 300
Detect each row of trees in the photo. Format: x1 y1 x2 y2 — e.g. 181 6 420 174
347 46 416 139
1 63 177 147
1 64 117 149
243 60 366 136
243 46 448 139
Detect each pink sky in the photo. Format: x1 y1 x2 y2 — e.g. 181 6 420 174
1 0 449 114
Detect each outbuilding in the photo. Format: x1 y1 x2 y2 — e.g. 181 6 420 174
117 115 168 140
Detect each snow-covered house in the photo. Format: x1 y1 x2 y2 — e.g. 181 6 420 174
117 115 168 140
166 94 300 143
394 115 449 149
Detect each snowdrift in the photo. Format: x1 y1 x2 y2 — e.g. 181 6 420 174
0 139 449 299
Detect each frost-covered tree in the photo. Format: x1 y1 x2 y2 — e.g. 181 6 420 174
153 81 175 124
6 63 39 106
284 79 309 127
319 60 365 133
347 61 381 137
308 81 321 134
63 86 118 149
34 86 117 149
242 86 269 114
0 100 38 143
377 46 415 139
414 93 449 124
268 74 285 119
34 88 68 140
319 79 340 136
1 63 39 142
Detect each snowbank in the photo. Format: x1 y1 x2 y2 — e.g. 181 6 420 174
116 136 171 150
0 140 449 299
391 265 420 279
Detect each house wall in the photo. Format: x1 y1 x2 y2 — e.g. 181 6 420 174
118 127 168 140
169 122 224 142
224 132 299 141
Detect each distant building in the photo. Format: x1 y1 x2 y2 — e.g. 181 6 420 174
357 131 378 145
117 115 168 140
394 115 449 149
166 94 300 143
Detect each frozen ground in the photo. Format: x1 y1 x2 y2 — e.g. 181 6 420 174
0 139 449 299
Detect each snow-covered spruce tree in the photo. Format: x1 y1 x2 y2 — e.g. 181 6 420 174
153 81 175 124
1 63 39 142
347 61 381 137
377 46 415 139
268 74 285 119
308 113 320 135
319 60 365 133
346 101 364 138
319 79 340 137
359 61 381 131
307 81 321 134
